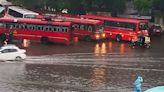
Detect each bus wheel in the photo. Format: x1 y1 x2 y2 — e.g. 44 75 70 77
116 35 122 42
40 37 49 44
85 36 92 42
0 33 6 42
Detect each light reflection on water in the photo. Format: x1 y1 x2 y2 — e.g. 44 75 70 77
90 64 107 90
22 39 31 48
94 42 107 56
120 43 125 54
108 41 113 52
92 43 108 89
94 42 127 56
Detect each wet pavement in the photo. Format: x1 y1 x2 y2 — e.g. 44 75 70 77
0 36 164 92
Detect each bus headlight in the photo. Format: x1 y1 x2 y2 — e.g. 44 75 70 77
102 33 106 38
95 34 100 39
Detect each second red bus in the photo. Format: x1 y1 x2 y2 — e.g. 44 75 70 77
81 15 149 42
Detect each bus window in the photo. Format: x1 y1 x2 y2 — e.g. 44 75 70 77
96 24 104 32
40 26 44 31
62 28 65 32
37 25 41 30
5 22 11 29
43 26 50 31
8 6 39 18
56 27 61 32
24 25 28 29
105 20 118 28
53 27 57 32
87 25 93 32
49 27 52 32
104 20 109 26
62 27 68 32
0 22 5 28
15 24 20 29
104 20 136 31
119 22 136 31
72 23 80 30
27 25 35 30
79 24 85 30
8 8 23 18
139 23 148 30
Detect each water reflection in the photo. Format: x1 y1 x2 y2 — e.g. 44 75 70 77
101 43 107 54
108 42 113 52
90 64 107 89
94 42 107 56
24 64 95 91
24 62 108 91
22 39 31 48
120 43 125 54
94 41 127 55
1 36 164 92
92 44 108 89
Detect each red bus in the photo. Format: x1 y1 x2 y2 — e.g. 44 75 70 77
81 15 149 42
0 18 74 45
55 16 106 41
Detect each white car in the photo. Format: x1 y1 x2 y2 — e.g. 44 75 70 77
0 44 26 61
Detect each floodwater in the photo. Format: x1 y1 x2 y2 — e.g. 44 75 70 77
0 36 164 92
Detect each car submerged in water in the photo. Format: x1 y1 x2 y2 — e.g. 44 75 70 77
0 44 26 61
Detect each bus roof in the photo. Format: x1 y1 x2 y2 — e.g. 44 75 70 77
8 6 39 15
57 16 103 25
0 17 72 26
81 15 148 24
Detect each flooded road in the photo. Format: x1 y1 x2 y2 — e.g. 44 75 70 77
0 36 164 92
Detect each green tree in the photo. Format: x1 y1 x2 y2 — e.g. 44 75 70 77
81 0 92 11
153 0 164 12
79 0 125 16
133 0 153 15
11 0 126 15
105 0 125 16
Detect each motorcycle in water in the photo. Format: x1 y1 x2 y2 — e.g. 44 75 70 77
131 35 151 48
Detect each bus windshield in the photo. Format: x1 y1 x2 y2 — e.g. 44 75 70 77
96 24 104 32
139 22 148 30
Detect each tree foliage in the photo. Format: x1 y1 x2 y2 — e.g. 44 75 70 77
133 0 153 15
133 0 164 15
153 0 164 12
10 0 125 15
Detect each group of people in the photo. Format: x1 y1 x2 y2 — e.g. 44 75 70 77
131 30 151 48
